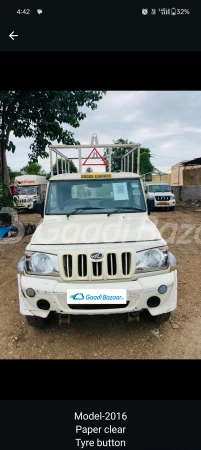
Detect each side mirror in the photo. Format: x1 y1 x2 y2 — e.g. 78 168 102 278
171 189 174 193
147 197 155 215
145 189 147 194
33 201 44 217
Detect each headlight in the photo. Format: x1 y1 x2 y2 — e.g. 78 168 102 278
25 252 59 276
135 246 169 273
147 194 155 199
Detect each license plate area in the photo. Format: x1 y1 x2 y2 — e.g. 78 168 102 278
67 289 127 305
68 302 129 310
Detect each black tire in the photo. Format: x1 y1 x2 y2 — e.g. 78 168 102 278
169 207 175 211
151 312 171 324
25 315 48 328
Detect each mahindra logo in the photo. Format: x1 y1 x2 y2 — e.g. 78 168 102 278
90 253 104 260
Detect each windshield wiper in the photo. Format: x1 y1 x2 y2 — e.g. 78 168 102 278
66 207 104 217
107 207 145 217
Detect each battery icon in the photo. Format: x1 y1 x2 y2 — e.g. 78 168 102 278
171 7 177 15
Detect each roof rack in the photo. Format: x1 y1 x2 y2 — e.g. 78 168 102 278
49 134 141 176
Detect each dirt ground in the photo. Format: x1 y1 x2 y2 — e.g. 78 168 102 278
0 207 201 359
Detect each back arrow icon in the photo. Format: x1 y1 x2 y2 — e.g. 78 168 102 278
9 31 18 40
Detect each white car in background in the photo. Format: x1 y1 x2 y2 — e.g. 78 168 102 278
144 182 176 211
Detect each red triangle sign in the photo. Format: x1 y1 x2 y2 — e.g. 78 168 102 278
82 148 108 166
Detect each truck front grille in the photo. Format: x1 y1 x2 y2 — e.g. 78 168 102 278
63 255 73 278
92 261 102 276
61 251 133 281
107 253 117 276
78 254 87 277
155 196 170 201
122 252 131 275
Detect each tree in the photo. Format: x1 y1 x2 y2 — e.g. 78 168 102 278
20 162 45 175
0 90 106 189
7 166 21 182
85 167 93 173
139 150 155 175
52 158 77 174
103 139 155 175
0 176 18 225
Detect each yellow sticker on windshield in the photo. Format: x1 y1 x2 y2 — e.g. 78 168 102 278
80 174 112 179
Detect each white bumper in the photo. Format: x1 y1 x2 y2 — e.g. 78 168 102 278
17 270 177 318
155 199 176 208
18 202 34 210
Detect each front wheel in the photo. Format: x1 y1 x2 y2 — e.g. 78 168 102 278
25 315 48 328
151 312 171 324
169 206 175 211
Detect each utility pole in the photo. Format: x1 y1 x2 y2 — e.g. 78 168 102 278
137 145 140 174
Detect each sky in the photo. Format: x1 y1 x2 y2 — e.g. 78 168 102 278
7 91 201 174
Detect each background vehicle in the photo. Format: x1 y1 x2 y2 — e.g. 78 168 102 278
144 182 176 211
15 175 48 211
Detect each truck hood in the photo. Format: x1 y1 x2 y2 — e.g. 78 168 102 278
149 192 173 196
30 214 162 245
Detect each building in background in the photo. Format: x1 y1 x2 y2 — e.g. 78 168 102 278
181 157 201 185
152 173 171 184
171 160 189 186
171 159 201 186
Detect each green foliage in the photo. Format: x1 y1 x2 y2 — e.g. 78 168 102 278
0 90 107 161
52 158 77 174
103 139 155 175
20 162 45 175
0 177 18 225
139 150 155 175
7 166 21 182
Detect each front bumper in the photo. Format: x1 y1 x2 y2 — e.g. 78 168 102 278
17 270 177 318
17 202 34 210
155 199 176 208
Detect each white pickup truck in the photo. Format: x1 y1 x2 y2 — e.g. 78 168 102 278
144 182 176 211
17 172 178 327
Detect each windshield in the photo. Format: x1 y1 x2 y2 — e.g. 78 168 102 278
45 179 146 215
18 187 38 195
148 184 171 193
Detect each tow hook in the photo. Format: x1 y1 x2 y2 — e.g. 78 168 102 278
128 312 140 322
58 314 71 325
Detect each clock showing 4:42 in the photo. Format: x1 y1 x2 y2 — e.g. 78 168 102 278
17 9 30 14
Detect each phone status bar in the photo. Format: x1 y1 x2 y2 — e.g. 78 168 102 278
142 8 190 15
